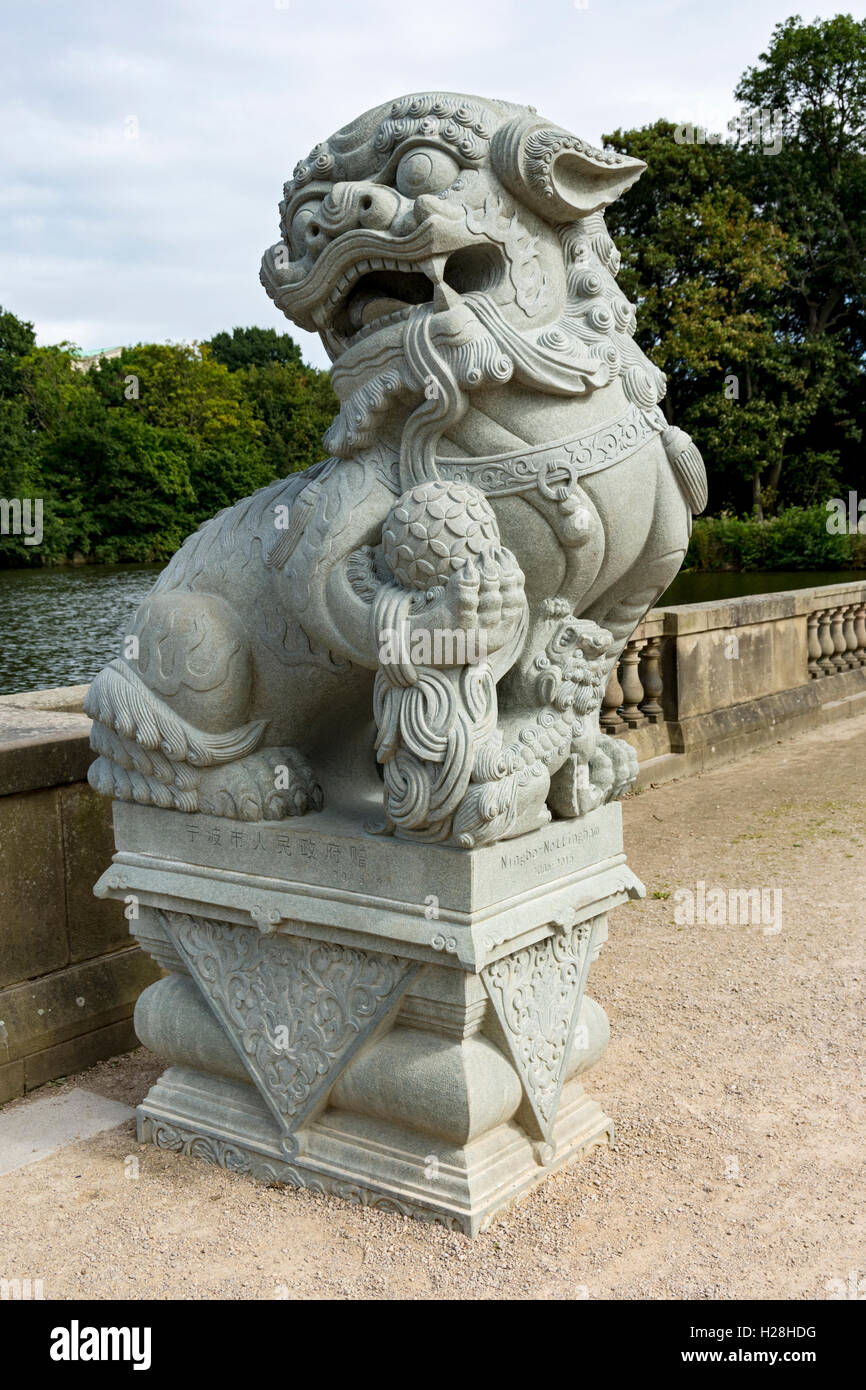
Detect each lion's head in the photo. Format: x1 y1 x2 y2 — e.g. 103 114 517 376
261 93 664 481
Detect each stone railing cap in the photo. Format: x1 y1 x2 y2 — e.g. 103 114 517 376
0 684 89 714
0 700 93 796
651 579 865 633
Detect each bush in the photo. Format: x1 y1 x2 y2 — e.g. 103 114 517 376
685 506 865 571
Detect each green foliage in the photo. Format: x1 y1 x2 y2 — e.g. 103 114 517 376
0 397 40 564
686 507 865 571
605 14 865 521
205 326 303 372
241 359 338 476
0 311 335 566
735 12 866 335
0 307 36 397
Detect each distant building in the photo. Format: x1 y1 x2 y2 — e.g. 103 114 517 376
70 346 124 372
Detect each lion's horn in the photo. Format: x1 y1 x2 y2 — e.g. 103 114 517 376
490 116 646 222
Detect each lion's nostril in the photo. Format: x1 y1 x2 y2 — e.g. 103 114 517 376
308 222 321 238
360 196 373 212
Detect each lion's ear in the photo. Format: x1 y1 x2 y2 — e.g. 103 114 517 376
490 117 645 222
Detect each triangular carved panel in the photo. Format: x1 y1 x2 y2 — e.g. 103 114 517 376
482 921 595 1142
162 912 418 1142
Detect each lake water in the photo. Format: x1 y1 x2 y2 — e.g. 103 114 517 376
658 569 864 606
0 565 160 696
0 564 862 697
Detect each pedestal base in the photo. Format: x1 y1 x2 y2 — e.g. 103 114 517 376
137 1066 612 1236
96 797 642 1235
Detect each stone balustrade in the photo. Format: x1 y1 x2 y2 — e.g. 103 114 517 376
807 598 866 679
601 613 667 736
603 579 866 784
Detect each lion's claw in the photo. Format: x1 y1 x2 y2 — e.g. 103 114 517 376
197 746 323 821
590 733 638 802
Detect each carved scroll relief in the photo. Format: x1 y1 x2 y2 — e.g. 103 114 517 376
481 919 598 1141
162 911 418 1152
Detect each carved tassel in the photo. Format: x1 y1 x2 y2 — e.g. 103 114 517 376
662 426 708 515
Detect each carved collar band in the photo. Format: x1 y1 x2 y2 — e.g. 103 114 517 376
376 402 666 499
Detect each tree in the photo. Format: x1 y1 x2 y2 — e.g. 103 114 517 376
0 307 42 565
205 325 303 372
600 120 741 399
734 13 866 507
0 306 36 397
92 342 277 525
240 358 337 476
602 122 804 515
605 14 866 519
0 315 338 565
94 342 262 443
37 408 198 563
0 339 282 565
735 13 866 340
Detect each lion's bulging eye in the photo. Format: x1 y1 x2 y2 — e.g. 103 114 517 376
395 148 460 197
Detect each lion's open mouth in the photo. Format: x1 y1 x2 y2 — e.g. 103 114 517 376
334 264 435 344
329 244 507 347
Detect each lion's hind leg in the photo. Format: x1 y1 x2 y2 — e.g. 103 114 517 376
85 590 322 821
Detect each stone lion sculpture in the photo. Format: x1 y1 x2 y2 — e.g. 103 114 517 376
86 91 706 847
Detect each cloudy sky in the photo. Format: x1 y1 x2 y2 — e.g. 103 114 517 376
1 0 859 368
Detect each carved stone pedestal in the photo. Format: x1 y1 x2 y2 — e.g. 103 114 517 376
96 799 643 1235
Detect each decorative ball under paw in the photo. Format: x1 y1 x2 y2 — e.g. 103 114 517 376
382 480 500 590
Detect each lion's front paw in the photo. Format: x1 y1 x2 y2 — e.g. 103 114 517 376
197 746 323 821
547 754 604 817
591 733 638 803
409 548 526 663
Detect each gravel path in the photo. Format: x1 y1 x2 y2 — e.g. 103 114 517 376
1 715 864 1300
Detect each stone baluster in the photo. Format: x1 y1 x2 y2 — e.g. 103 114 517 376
619 639 646 728
831 607 848 672
639 636 664 722
818 608 835 676
842 605 859 669
600 660 625 734
854 601 866 667
806 611 822 679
